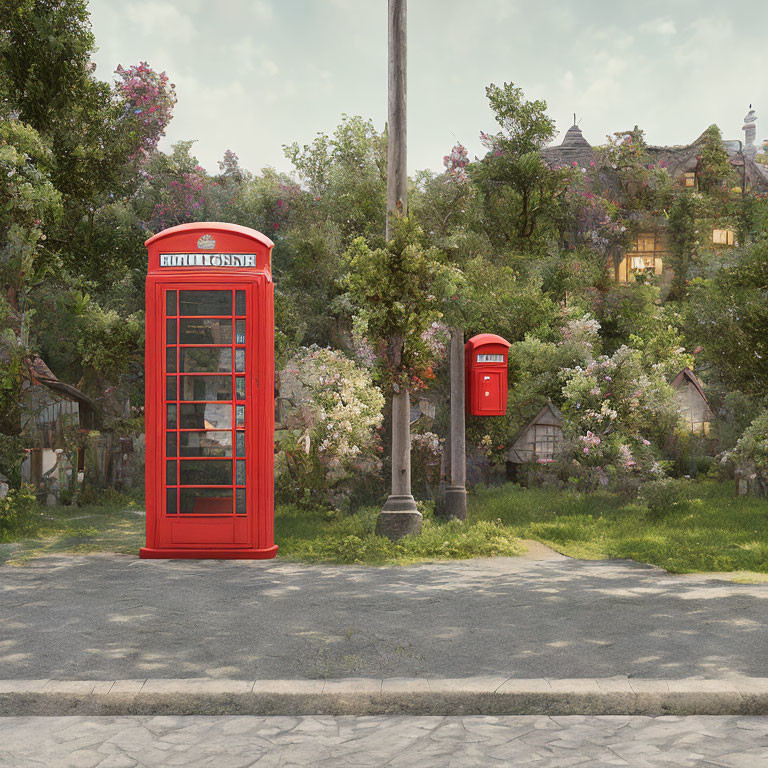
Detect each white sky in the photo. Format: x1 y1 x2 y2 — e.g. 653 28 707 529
88 0 768 176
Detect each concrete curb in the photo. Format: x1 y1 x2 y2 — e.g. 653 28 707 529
2 678 768 717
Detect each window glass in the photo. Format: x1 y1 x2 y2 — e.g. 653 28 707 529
166 460 177 486
166 431 177 457
180 347 232 373
166 347 177 373
235 349 245 372
236 319 245 344
179 488 233 514
166 319 177 344
179 290 232 316
166 487 177 515
236 405 245 426
179 318 232 345
167 404 177 428
166 376 177 401
235 290 246 316
179 460 232 486
236 488 246 516
179 376 232 401
236 460 246 485
236 377 245 400
180 431 232 457
179 403 231 430
166 291 177 316
236 431 245 457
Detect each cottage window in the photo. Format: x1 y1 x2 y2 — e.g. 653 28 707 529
712 228 735 246
637 235 656 252
682 172 696 188
533 425 558 458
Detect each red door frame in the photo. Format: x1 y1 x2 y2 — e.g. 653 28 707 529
140 223 277 559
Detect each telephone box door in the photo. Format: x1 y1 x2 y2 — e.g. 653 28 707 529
157 284 253 549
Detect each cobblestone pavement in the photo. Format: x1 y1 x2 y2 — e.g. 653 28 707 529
3 554 768 680
1 715 768 767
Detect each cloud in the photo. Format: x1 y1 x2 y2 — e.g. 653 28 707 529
640 18 677 37
124 2 196 42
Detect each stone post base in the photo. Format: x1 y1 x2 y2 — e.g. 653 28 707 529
376 498 422 541
442 485 467 521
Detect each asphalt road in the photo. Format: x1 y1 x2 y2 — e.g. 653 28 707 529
1 553 767 680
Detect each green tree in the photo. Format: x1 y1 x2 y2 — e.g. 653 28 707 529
473 82 569 251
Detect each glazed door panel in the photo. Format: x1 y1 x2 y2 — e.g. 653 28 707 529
157 285 252 548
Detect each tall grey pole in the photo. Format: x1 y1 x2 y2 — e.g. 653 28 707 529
443 326 467 519
376 0 421 541
385 0 407 241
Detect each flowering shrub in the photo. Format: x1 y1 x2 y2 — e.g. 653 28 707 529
0 485 36 538
276 346 385 510
719 410 768 497
443 143 470 184
556 334 679 493
411 431 443 498
114 62 176 155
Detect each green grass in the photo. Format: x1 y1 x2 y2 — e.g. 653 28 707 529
276 503 526 565
0 493 145 566
466 480 768 574
2 480 767 574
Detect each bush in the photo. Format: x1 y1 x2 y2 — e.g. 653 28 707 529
640 478 689 519
0 485 37 538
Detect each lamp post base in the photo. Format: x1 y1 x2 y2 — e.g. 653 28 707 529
377 496 421 541
443 485 467 521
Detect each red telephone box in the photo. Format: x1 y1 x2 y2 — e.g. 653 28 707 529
140 222 277 559
465 334 511 416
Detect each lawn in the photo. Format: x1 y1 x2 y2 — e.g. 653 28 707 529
2 480 767 574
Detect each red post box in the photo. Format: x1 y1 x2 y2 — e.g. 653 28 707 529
140 222 277 559
465 334 511 416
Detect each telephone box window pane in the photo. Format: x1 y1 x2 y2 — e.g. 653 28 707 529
236 377 245 400
179 403 232 429
166 376 177 401
166 291 177 316
236 460 246 485
236 431 245 457
166 488 177 515
236 405 245 426
179 375 232 401
179 318 232 345
166 460 177 486
167 404 177 428
236 488 246 516
180 431 232 457
236 319 245 344
179 488 233 515
166 431 177 457
235 349 245 372
180 347 232 373
179 459 232 486
166 319 177 344
235 290 245 316
166 347 177 373
179 290 232 316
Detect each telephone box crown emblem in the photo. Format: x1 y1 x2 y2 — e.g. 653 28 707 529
197 234 216 250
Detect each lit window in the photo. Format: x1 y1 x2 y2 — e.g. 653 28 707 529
683 172 696 188
712 228 735 246
637 235 656 252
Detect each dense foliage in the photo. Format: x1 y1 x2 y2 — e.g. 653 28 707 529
2 0 767 513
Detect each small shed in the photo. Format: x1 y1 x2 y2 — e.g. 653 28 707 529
20 357 97 502
507 400 564 466
671 368 714 436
